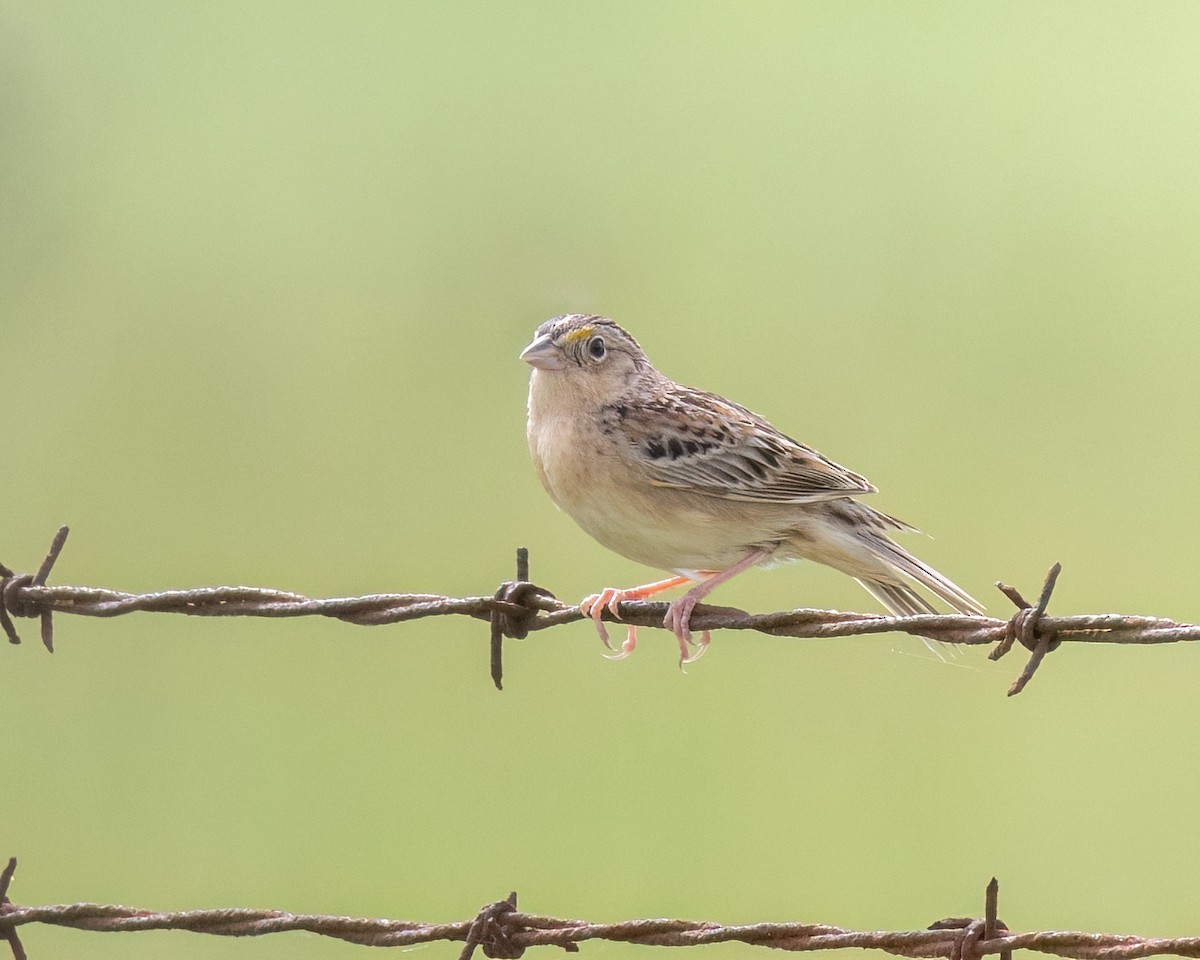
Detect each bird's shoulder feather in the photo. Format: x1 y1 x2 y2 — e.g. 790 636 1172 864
601 380 876 503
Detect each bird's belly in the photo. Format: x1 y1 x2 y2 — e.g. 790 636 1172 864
530 414 790 571
572 499 761 572
535 448 770 571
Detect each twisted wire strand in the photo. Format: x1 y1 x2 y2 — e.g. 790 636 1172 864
2 891 1200 959
3 529 1197 695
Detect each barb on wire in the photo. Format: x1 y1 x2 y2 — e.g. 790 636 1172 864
0 858 26 960
4 527 1199 694
0 526 68 653
490 548 554 691
990 563 1063 696
2 868 1200 959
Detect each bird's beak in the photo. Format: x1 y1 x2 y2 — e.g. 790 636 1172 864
519 334 566 370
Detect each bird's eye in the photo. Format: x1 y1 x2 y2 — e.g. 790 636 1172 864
588 336 606 361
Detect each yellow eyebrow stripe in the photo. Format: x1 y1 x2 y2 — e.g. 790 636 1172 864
560 327 594 345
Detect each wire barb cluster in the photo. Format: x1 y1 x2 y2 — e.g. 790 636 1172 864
0 859 25 960
2 867 1200 960
4 527 1200 694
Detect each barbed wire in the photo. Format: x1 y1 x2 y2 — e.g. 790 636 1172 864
3 527 1198 695
1 868 1199 960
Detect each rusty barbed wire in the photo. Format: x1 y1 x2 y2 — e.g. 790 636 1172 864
1 869 1199 960
4 527 1199 695
0 859 24 960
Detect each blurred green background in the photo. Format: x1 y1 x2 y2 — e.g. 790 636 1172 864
4 2 1200 958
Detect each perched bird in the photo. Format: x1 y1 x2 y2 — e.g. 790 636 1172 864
521 315 982 665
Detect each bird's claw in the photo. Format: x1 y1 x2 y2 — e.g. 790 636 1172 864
679 630 711 667
602 624 638 660
581 587 631 653
664 594 709 668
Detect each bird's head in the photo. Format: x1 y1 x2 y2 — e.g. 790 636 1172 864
520 315 649 395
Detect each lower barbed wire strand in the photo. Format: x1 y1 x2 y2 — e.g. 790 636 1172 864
4 902 1200 958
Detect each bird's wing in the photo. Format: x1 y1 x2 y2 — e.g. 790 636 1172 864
609 386 876 504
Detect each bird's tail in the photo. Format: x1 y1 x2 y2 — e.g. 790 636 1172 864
860 541 985 617
828 501 985 618
855 577 939 617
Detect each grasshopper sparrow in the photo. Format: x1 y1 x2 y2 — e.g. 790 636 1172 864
521 314 982 665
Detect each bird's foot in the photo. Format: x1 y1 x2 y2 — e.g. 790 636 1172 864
663 594 711 667
580 576 691 660
580 586 640 656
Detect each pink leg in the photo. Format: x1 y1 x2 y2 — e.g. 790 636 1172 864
664 549 770 666
580 576 692 659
